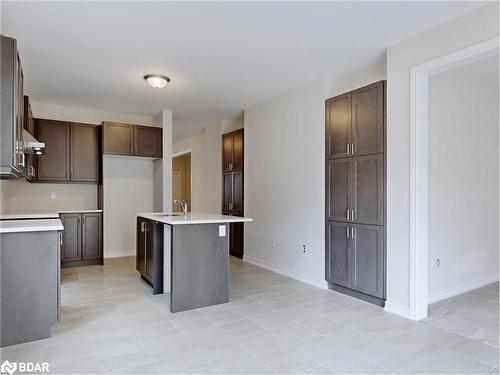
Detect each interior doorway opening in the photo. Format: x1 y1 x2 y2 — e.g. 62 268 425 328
409 37 499 321
172 152 192 213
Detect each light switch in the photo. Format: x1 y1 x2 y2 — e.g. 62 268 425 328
219 225 226 237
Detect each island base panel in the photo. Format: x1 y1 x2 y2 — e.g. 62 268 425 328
1 231 59 347
171 223 229 313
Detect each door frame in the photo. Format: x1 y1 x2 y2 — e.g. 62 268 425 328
172 150 192 211
408 37 498 320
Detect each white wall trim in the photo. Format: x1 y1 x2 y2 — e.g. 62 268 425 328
172 149 192 158
105 250 135 259
384 301 412 319
408 37 499 320
243 255 328 289
428 274 499 304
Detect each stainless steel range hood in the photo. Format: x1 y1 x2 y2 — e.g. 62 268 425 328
23 130 45 155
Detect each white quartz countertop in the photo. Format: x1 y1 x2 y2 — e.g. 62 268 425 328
0 219 64 234
0 209 102 220
137 212 253 225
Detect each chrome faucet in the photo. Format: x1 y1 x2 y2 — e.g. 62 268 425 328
173 199 188 215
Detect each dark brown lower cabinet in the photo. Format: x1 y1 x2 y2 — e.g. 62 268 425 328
136 217 163 294
326 221 384 303
60 212 102 268
229 222 244 259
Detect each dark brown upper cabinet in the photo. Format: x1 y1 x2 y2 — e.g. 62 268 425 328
103 122 133 156
326 81 384 159
103 122 162 158
36 119 100 183
36 119 70 182
134 125 162 158
222 129 243 172
326 93 351 159
221 128 244 259
1 36 25 178
71 123 100 183
351 82 384 156
23 96 36 181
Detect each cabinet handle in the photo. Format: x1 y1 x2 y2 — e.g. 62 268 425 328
351 210 355 221
346 144 350 156
351 143 355 155
351 227 355 239
346 209 350 221
346 227 350 239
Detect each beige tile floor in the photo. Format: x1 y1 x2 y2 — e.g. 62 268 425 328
1 256 498 374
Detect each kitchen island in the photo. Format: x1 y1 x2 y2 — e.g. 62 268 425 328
137 213 252 313
0 218 63 347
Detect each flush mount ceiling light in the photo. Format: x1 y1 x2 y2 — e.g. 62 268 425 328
144 74 170 88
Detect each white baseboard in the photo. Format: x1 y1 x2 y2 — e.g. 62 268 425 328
428 274 499 304
104 249 135 259
384 301 412 319
242 255 328 289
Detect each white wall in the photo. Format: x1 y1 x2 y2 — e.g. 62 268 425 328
427 58 499 302
103 156 154 257
242 60 387 287
0 180 97 212
386 3 499 317
244 79 326 286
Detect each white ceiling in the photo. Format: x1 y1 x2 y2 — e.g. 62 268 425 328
1 1 486 141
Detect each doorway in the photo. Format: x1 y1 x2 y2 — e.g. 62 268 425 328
172 152 191 213
409 37 499 320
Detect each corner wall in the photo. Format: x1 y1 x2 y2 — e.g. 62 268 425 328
385 3 499 317
427 58 499 302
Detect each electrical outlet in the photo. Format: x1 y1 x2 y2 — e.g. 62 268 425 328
271 239 276 249
50 192 57 200
302 244 306 253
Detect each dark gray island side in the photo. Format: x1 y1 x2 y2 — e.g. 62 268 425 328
137 213 252 313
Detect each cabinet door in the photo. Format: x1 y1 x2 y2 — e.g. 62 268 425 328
325 221 351 288
70 123 99 182
326 93 351 159
232 172 243 214
326 159 351 222
222 173 233 211
36 120 70 181
23 97 36 181
82 213 102 261
229 223 243 259
60 214 82 262
134 126 162 158
351 224 384 298
136 218 146 274
352 154 384 225
15 51 24 173
351 82 383 156
145 220 154 281
103 122 133 156
232 130 244 171
222 133 233 172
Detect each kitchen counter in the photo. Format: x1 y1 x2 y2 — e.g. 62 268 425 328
137 212 252 225
0 209 102 220
0 218 64 234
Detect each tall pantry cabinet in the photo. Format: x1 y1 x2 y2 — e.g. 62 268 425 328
221 129 244 259
325 81 386 306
